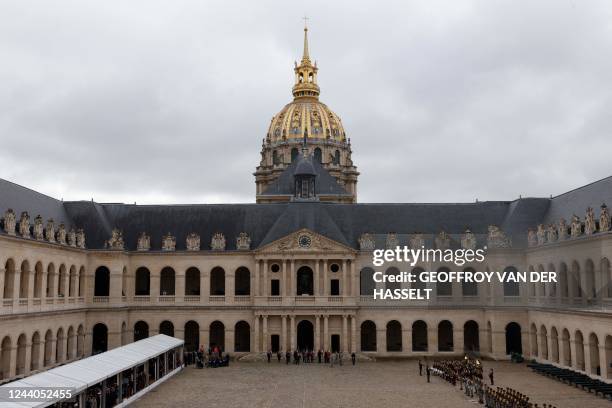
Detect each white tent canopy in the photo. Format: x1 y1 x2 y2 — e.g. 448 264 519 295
0 334 183 408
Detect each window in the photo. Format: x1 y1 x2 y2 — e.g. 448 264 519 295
331 279 340 296
271 280 280 296
314 148 322 163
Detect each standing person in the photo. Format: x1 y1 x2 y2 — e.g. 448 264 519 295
419 359 423 376
426 365 431 383
318 349 322 363
339 351 343 366
488 368 494 385
277 350 282 362
351 352 356 366
330 352 335 368
285 350 291 365
267 350 272 363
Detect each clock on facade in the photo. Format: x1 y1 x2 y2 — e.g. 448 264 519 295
298 234 312 248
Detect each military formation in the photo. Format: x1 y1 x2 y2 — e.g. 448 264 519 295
427 358 559 408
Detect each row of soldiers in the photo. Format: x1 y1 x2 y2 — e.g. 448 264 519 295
431 358 559 408
432 358 483 386
484 386 560 408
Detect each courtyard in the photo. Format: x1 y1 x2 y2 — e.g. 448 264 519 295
132 360 608 408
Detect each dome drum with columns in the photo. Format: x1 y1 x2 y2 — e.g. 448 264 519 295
255 26 359 203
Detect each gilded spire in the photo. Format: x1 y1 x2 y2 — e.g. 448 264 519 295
293 21 320 100
302 25 310 63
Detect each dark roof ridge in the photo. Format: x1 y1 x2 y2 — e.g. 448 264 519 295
0 178 62 203
335 201 511 206
81 202 277 207
552 175 612 199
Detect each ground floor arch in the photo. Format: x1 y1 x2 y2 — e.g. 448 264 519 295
412 320 428 352
67 326 75 360
121 322 128 346
550 327 559 363
297 320 314 351
55 328 65 363
44 330 53 367
605 335 612 379
562 329 572 366
92 323 108 354
540 325 548 360
530 324 538 357
159 320 174 337
575 330 585 371
386 320 402 352
185 321 200 352
16 334 26 376
360 320 376 352
589 332 600 375
486 322 493 353
438 320 453 352
134 321 149 342
31 332 41 371
464 320 479 352
505 322 522 355
234 321 250 352
210 321 224 351
1 336 11 380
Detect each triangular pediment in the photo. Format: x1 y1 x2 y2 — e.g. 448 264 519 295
256 228 355 254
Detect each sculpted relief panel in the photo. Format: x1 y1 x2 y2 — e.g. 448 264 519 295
186 233 201 251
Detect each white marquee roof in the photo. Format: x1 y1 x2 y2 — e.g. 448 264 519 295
0 334 183 408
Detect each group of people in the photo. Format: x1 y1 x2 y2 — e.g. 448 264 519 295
422 358 558 408
184 345 230 369
429 358 484 386
484 386 529 408
484 386 557 408
266 349 357 366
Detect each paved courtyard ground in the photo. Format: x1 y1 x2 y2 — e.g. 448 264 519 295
133 360 609 408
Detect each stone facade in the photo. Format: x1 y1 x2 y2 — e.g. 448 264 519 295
1 224 611 382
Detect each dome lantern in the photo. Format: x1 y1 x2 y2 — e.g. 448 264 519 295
292 24 320 100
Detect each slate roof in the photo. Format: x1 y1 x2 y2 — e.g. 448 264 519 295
1 176 610 251
260 157 351 197
542 176 612 225
0 179 73 227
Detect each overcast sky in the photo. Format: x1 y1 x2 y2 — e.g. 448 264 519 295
1 0 611 204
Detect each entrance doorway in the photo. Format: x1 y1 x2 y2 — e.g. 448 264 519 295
331 334 340 352
271 335 280 352
297 320 314 351
505 322 522 355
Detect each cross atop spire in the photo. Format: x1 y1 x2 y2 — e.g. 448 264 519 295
302 16 310 63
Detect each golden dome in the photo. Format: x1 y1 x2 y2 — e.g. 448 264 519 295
267 100 346 143
267 25 346 144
